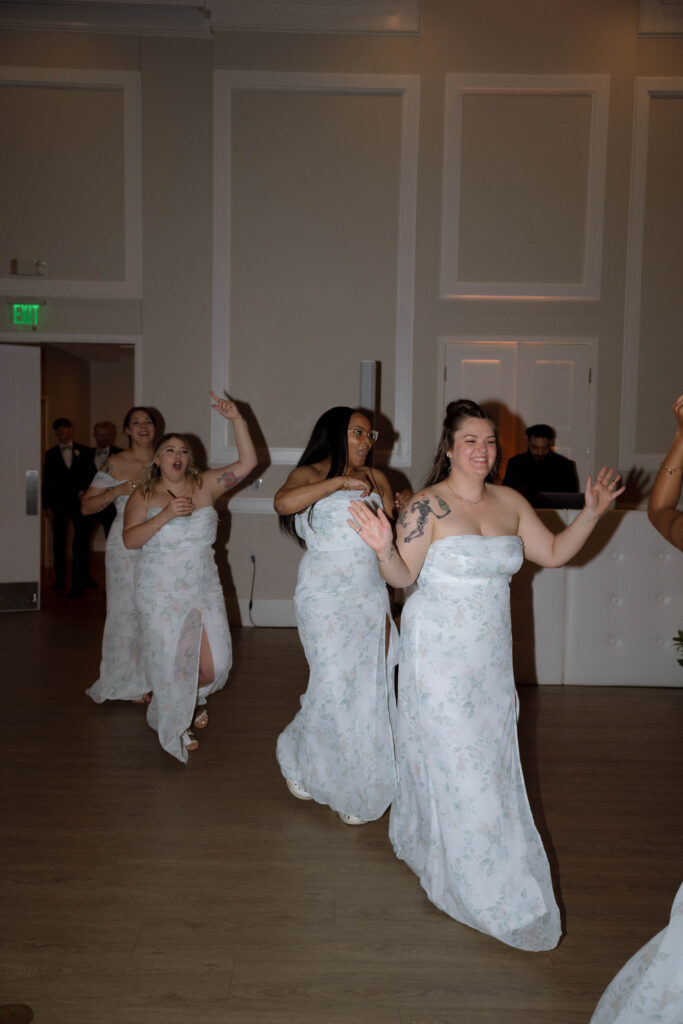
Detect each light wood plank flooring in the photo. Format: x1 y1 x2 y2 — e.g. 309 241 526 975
1 575 681 1024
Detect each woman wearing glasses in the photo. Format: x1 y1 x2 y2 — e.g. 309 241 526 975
274 407 399 825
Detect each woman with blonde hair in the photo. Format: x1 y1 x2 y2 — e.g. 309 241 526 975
123 393 257 762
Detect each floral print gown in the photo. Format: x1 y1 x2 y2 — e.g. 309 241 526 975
389 535 561 951
86 471 147 703
135 506 231 763
590 882 683 1023
276 491 399 821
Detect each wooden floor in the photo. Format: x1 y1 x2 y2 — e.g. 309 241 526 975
1 570 682 1024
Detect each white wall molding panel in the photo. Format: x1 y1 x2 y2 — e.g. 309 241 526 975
441 74 609 300
212 70 419 469
0 67 141 300
620 77 683 471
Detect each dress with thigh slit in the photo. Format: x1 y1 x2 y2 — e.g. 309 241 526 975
389 534 561 951
86 471 147 702
276 491 398 821
135 505 231 763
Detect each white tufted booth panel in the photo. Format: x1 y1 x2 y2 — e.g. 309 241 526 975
563 510 683 686
510 510 683 685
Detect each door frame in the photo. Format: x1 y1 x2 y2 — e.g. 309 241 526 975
0 333 143 405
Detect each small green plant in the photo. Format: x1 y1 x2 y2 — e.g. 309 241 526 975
673 630 683 668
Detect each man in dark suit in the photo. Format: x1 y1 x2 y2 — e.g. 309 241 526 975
89 420 122 538
502 423 579 506
42 417 94 596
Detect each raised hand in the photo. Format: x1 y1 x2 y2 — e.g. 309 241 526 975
584 466 625 516
347 499 393 555
210 390 241 421
166 495 194 519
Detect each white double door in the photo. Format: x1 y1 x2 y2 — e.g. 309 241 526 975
442 339 594 482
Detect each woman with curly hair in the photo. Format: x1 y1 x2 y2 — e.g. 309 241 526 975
123 393 257 762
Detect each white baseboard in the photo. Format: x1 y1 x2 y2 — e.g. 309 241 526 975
237 598 297 628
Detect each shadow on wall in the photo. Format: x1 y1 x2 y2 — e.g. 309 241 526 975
212 400 268 633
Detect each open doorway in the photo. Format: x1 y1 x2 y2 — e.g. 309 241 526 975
41 342 136 568
0 337 137 611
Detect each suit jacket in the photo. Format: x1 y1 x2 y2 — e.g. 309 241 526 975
42 443 94 512
502 450 579 496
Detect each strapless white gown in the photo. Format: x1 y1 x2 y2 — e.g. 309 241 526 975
276 491 398 820
135 506 231 763
389 535 561 951
86 471 146 702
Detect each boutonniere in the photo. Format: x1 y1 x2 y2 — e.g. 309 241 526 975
74 449 80 457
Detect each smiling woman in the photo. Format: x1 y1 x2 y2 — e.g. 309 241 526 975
349 397 625 950
122 392 257 763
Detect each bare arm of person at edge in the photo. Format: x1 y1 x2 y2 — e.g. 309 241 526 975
648 392 683 552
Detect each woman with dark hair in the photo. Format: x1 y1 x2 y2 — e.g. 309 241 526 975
123 394 256 763
81 406 158 703
273 407 399 825
349 398 624 949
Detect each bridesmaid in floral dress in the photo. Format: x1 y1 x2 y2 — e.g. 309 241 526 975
274 406 401 826
350 399 623 950
81 407 158 704
123 393 257 763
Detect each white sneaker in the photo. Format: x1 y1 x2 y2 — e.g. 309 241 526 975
286 778 313 801
338 811 367 826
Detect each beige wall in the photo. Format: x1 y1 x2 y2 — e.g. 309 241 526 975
2 0 682 620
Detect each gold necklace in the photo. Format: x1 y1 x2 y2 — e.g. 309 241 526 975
446 477 485 505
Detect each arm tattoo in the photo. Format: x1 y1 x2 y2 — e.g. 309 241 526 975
398 508 409 529
218 468 243 491
403 493 451 543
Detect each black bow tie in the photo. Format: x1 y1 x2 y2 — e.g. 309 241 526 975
96 449 108 455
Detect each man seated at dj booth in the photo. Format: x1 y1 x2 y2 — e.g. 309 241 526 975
502 423 580 508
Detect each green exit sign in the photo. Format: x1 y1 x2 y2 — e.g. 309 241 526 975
12 303 41 327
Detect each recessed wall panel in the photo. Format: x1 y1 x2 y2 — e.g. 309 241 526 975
0 84 125 281
229 89 401 451
458 93 591 285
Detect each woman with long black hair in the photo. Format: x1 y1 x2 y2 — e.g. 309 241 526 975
274 407 400 825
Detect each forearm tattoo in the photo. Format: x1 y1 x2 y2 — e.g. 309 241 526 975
218 468 243 491
403 493 450 543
